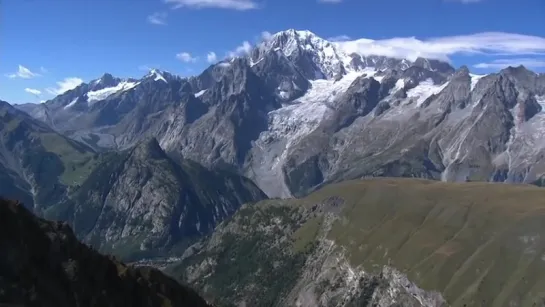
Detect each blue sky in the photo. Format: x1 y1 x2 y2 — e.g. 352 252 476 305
2 0 545 104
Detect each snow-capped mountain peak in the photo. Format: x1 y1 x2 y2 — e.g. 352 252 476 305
254 29 454 82
256 29 349 80
91 73 120 89
146 69 168 83
144 69 180 83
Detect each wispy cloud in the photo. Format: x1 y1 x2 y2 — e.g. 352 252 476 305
337 32 545 62
40 66 48 74
207 52 218 63
328 35 351 42
228 41 252 58
24 88 41 96
46 77 83 95
147 12 168 25
176 52 198 63
6 65 40 79
474 58 545 69
164 0 258 10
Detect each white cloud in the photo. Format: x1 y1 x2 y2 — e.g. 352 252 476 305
147 12 168 25
176 52 197 63
6 65 40 79
261 31 272 41
40 66 48 73
207 52 218 63
328 35 351 42
228 41 252 58
46 77 83 95
336 32 545 62
474 58 545 69
164 0 258 10
24 88 41 96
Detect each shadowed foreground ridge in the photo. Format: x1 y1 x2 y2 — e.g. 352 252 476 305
0 198 212 307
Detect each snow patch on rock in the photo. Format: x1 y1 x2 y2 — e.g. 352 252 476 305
406 78 450 106
86 81 138 104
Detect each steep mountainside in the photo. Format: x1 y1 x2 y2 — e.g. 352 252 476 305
45 138 266 261
0 100 98 211
168 178 545 307
17 30 545 199
1 100 266 261
0 197 212 307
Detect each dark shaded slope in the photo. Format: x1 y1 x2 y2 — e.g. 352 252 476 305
0 198 212 307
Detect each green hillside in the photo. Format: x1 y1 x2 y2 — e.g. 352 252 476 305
170 178 545 307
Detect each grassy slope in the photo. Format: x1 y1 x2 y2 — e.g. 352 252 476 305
300 178 545 306
175 178 545 307
37 133 99 186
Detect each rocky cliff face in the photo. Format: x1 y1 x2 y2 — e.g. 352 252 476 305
167 178 545 307
0 197 212 307
45 138 266 260
17 30 545 199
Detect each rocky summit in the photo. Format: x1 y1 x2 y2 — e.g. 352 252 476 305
0 197 211 307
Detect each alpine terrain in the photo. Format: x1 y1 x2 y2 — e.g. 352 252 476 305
2 28 545 307
17 29 545 199
0 99 266 260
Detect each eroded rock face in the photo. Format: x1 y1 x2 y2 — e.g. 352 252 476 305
0 198 212 307
49 138 266 260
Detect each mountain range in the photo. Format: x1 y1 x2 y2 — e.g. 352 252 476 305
16 29 545 200
3 28 545 306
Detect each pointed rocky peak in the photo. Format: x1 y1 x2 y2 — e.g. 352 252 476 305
257 29 346 80
450 66 471 83
455 65 470 75
266 29 324 50
90 73 121 90
98 73 115 83
413 57 455 75
0 100 11 110
500 65 537 81
144 69 174 83
131 137 168 161
499 65 540 94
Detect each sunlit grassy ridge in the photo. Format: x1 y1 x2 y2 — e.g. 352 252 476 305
180 178 545 306
299 178 545 306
